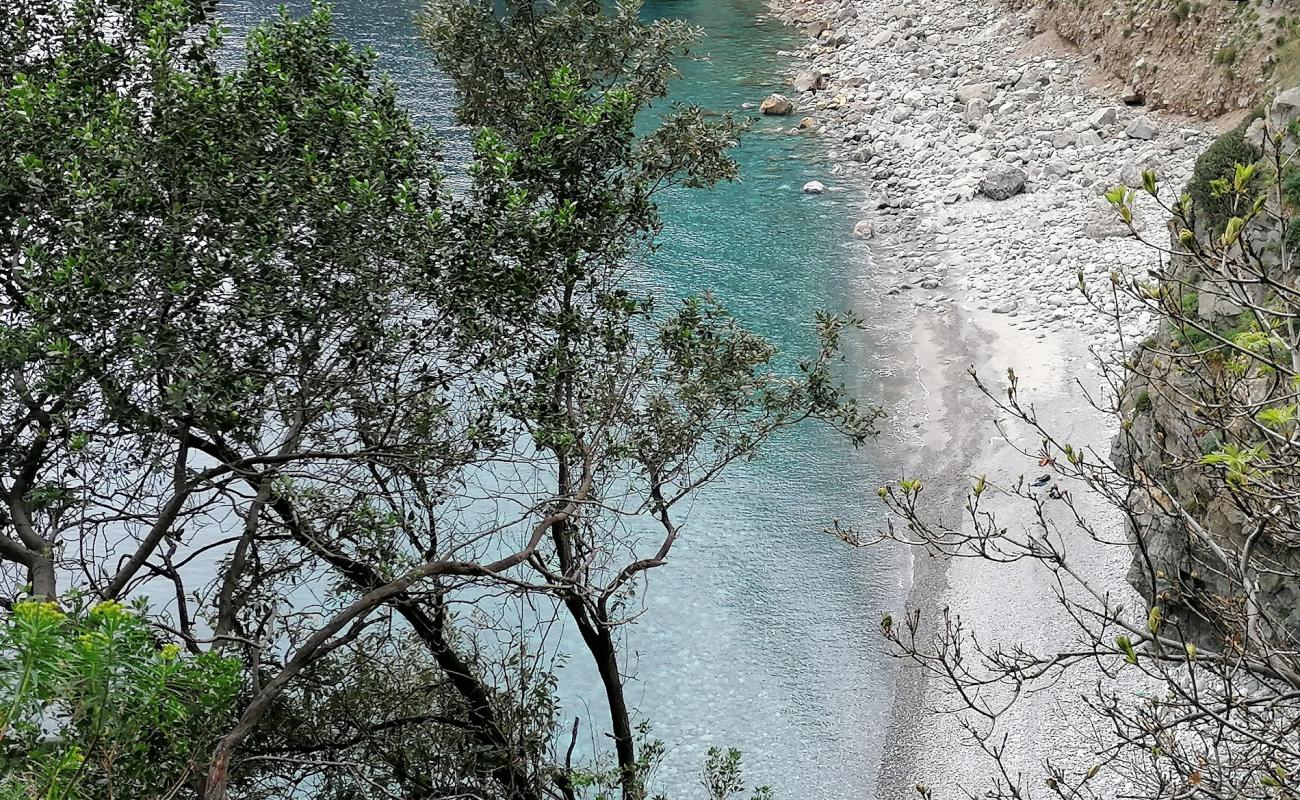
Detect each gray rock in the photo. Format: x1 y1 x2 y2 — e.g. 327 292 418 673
993 301 1018 314
849 145 875 163
793 69 824 93
1088 107 1117 128
957 82 996 104
853 219 875 238
802 180 826 194
868 29 894 47
1076 130 1103 148
1125 116 1157 140
1043 161 1071 179
760 93 794 116
980 166 1027 201
964 98 990 124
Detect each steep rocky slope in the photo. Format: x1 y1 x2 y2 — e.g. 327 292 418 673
1014 0 1300 117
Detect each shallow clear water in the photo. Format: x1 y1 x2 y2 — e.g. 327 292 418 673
218 0 906 795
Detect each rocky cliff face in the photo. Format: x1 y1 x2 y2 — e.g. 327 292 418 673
1012 0 1300 117
1112 89 1300 645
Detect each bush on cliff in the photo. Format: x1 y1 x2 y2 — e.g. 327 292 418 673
1188 115 1262 234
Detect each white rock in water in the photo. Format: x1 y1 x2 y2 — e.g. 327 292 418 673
853 219 875 238
760 93 794 116
803 180 826 194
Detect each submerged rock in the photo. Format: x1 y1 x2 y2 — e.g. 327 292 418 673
802 180 826 194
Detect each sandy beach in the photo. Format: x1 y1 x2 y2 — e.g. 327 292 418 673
762 0 1219 793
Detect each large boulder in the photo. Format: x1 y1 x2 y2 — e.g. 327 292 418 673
760 93 794 116
1125 116 1157 140
980 167 1026 201
793 69 824 93
1088 107 1117 128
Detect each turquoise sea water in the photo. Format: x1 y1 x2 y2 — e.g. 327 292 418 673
219 0 906 795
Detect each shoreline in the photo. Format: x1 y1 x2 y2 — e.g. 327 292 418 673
762 0 1213 794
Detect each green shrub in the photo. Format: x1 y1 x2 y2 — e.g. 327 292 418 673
1135 389 1153 412
1188 120 1262 235
1181 290 1201 317
1286 217 1300 253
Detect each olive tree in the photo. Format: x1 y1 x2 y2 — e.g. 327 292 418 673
0 1 876 798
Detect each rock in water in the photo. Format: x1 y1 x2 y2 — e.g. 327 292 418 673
802 180 826 194
980 167 1026 200
853 219 875 238
1125 117 1157 140
793 69 823 93
760 93 794 116
798 117 819 131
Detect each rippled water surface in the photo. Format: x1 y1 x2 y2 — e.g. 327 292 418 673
218 0 906 794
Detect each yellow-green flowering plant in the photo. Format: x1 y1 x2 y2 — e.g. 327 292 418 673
0 598 239 800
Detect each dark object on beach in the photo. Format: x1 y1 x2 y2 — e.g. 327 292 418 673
980 166 1027 200
1048 485 1064 499
1032 474 1051 487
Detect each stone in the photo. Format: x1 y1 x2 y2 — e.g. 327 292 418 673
1125 116 1157 140
1043 161 1071 179
853 219 875 238
1120 149 1162 187
964 98 990 124
760 93 794 116
1121 85 1144 105
804 20 829 38
868 29 894 47
890 104 914 123
793 69 824 93
849 145 875 163
993 301 1018 314
1088 107 1117 128
798 117 819 131
957 82 996 104
1076 130 1103 148
802 180 826 194
980 166 1027 200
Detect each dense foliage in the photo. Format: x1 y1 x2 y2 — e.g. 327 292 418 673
0 600 240 799
1187 110 1262 234
0 0 874 798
